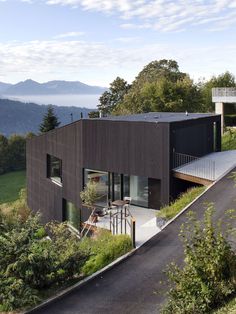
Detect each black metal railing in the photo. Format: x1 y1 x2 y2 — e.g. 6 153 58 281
110 205 136 247
173 152 215 181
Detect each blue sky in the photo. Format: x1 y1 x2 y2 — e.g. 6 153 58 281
1 0 236 86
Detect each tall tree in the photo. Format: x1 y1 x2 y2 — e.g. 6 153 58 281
39 105 60 133
8 135 26 171
114 60 202 115
97 77 130 115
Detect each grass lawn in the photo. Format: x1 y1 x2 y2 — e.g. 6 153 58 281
157 186 206 220
0 170 26 204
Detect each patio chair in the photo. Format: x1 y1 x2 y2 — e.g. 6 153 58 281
124 196 132 204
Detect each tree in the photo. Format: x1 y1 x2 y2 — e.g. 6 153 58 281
0 135 9 174
114 62 202 115
8 134 26 171
201 71 236 112
39 105 60 133
88 111 99 119
97 77 130 115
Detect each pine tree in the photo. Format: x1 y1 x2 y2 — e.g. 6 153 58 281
39 105 60 133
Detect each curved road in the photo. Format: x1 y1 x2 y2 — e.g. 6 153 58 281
29 169 236 314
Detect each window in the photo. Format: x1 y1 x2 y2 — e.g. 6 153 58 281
63 199 80 229
47 154 62 185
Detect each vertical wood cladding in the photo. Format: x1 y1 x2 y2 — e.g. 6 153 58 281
27 115 220 223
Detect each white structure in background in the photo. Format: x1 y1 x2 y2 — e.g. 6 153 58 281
212 88 236 134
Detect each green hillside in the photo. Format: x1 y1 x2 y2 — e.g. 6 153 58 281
0 170 26 204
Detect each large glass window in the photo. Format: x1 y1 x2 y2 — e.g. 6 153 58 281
125 175 148 208
63 199 80 229
84 169 109 207
47 154 62 185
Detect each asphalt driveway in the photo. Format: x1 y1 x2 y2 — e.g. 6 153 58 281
29 168 236 314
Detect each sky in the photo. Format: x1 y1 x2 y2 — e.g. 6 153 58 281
1 0 236 87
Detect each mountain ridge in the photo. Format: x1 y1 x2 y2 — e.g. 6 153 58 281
0 79 107 95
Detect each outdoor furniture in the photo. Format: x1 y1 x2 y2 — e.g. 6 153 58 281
124 196 132 204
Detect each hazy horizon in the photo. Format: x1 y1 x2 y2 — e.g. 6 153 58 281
3 94 100 109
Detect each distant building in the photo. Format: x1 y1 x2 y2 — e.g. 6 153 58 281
27 112 221 227
212 87 236 133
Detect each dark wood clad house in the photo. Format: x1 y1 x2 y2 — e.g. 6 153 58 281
26 112 221 226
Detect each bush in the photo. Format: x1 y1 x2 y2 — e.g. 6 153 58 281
0 213 89 310
162 205 236 314
80 230 132 275
222 128 236 151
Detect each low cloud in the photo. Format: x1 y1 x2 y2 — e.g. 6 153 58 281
54 31 85 39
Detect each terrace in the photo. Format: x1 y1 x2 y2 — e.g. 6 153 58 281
173 150 236 185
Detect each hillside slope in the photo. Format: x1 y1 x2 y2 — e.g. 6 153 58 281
0 98 92 136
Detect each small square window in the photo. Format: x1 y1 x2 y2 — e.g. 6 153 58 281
47 154 62 186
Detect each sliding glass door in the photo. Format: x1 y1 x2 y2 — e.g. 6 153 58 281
84 169 109 207
84 169 149 208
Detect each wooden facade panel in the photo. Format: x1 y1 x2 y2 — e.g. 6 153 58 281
27 114 221 223
82 120 164 179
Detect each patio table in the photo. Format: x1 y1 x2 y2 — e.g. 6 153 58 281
111 200 126 207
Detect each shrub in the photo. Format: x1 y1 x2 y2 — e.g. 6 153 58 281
162 205 236 314
81 230 132 275
80 180 99 206
222 128 236 151
0 214 89 310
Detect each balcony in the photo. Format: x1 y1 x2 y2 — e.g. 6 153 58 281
212 88 236 103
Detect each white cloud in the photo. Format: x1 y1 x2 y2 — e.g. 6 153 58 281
54 31 85 39
35 0 236 32
1 38 236 85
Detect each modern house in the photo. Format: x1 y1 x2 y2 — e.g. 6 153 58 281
26 112 221 228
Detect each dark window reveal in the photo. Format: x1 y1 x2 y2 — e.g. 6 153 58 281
47 154 62 185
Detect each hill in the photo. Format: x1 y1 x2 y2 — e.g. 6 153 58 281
0 98 92 137
0 79 107 95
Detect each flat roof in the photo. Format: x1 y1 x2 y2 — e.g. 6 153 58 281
96 112 218 123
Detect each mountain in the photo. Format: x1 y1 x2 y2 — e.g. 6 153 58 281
0 82 12 93
0 98 92 137
1 79 107 95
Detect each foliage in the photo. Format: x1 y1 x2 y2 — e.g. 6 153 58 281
162 206 236 314
80 230 132 275
222 128 236 151
98 77 130 115
0 134 30 175
39 105 61 133
0 188 30 227
200 71 236 112
0 190 132 311
157 186 205 220
80 180 99 206
0 211 89 311
88 110 99 118
111 60 203 115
